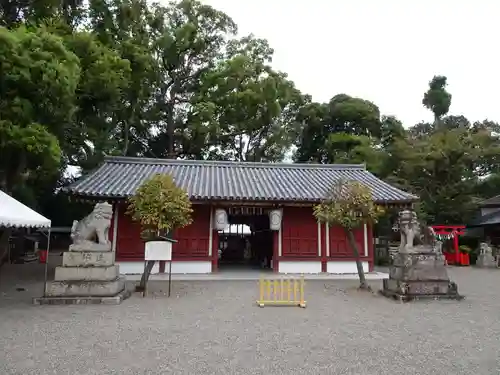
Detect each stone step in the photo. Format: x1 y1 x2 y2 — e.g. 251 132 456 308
46 276 126 297
54 265 119 281
384 278 458 295
62 251 115 267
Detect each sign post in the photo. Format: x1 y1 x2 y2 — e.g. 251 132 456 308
144 238 176 297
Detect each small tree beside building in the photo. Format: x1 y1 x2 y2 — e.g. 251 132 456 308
314 179 384 290
127 173 193 290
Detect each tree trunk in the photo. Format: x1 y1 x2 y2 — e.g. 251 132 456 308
122 119 129 156
166 101 175 158
345 228 370 290
136 260 156 292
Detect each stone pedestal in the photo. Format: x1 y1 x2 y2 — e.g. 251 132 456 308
476 253 497 268
33 249 131 305
380 251 464 302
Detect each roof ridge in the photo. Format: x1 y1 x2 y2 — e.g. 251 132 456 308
103 156 366 170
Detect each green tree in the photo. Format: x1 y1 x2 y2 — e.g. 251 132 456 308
295 94 383 164
88 0 158 159
389 120 500 224
294 102 328 162
326 94 382 137
0 25 80 194
64 30 132 169
146 0 237 159
127 173 193 237
313 179 384 289
0 0 85 28
324 133 387 175
422 75 452 125
127 173 193 290
191 36 305 161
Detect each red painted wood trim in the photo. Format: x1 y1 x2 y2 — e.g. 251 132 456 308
278 256 374 265
321 223 327 272
116 257 213 262
278 256 321 261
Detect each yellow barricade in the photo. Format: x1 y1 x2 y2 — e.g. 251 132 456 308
256 276 306 308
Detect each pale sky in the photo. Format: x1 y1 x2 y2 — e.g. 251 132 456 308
200 0 499 127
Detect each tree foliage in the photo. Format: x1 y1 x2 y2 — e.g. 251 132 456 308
313 179 384 289
422 75 452 123
127 173 193 238
314 180 384 230
0 25 79 194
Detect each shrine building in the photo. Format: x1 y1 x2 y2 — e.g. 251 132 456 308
66 156 417 274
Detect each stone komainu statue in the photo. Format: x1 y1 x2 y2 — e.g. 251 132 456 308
398 210 442 253
479 242 492 256
70 202 113 251
398 209 420 252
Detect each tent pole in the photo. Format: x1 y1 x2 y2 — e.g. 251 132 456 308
43 228 51 297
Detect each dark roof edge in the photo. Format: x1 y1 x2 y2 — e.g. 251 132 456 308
102 156 366 170
479 195 500 207
64 191 418 204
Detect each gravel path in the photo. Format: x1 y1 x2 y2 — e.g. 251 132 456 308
0 265 499 375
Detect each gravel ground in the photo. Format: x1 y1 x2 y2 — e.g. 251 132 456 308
0 264 499 375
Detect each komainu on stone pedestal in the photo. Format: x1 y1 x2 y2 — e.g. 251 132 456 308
34 202 131 305
69 202 114 251
380 210 464 302
476 242 497 268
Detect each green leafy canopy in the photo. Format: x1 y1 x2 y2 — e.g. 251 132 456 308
127 173 193 238
313 179 385 230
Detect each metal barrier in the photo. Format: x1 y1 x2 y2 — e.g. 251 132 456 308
257 276 306 308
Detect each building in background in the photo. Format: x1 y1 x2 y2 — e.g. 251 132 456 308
65 157 416 274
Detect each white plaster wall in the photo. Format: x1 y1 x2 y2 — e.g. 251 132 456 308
278 261 322 274
327 261 369 274
117 261 160 275
171 261 212 274
117 261 212 274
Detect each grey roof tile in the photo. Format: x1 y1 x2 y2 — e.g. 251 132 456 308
468 209 500 227
66 157 418 203
479 195 500 207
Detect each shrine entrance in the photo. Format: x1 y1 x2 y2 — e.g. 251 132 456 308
217 206 275 272
431 225 466 265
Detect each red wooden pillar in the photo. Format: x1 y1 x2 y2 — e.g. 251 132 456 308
453 232 460 265
321 222 327 272
367 223 374 272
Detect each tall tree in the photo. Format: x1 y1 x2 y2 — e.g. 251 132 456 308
0 25 80 194
0 0 85 29
388 119 500 224
190 35 305 161
422 75 452 125
88 0 158 159
314 179 384 290
295 94 382 164
64 30 131 170
146 0 237 159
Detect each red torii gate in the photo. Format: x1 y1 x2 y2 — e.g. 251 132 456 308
431 225 466 265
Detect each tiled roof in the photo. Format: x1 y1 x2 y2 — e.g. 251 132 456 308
65 156 418 203
479 195 500 207
468 209 500 227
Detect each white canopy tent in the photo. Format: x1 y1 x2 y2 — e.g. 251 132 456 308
0 189 52 297
0 189 51 228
